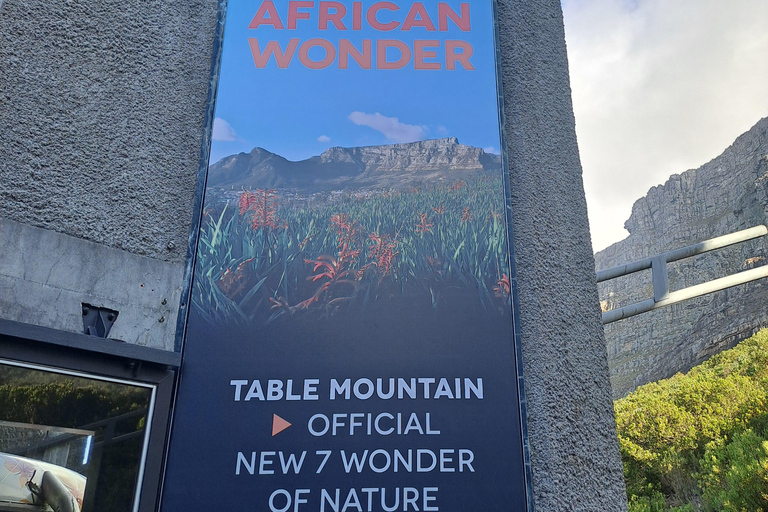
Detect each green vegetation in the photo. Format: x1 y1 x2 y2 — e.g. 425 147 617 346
615 328 768 511
194 176 511 324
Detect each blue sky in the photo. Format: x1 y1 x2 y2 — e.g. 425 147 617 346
209 1 501 163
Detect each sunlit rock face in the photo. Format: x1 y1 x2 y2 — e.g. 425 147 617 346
596 117 768 397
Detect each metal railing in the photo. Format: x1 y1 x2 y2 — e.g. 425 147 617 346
598 225 768 324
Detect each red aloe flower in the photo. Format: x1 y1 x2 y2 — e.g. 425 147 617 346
251 189 280 229
299 234 313 250
270 296 297 314
306 255 343 282
415 213 433 234
367 232 398 277
432 205 447 215
426 255 442 275
330 214 360 246
330 213 350 230
494 274 511 297
286 213 367 314
300 254 359 308
216 257 255 300
239 189 281 229
238 190 258 215
329 213 362 267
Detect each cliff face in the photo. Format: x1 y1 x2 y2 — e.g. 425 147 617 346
595 117 768 397
208 138 501 191
326 137 495 173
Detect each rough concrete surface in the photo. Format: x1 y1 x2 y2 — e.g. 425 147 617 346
498 0 628 509
0 218 183 350
0 0 219 263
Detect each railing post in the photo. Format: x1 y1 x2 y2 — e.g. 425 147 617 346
651 255 669 302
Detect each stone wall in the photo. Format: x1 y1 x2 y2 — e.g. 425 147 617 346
0 0 220 348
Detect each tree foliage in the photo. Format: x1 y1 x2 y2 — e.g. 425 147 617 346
615 328 768 511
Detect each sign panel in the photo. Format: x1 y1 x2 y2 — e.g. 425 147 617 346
163 1 529 510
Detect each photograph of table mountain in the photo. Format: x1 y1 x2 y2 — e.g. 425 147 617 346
187 1 509 327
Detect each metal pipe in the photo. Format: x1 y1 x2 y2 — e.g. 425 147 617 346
602 265 768 324
596 225 768 282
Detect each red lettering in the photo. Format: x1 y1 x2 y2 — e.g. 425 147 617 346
298 38 336 69
438 3 470 31
249 1 284 29
445 40 473 70
339 39 372 69
367 2 400 31
248 38 299 68
376 39 411 69
288 1 313 29
414 40 440 70
402 3 436 31
353 2 362 30
319 2 346 30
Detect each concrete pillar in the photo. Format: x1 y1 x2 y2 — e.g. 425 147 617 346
498 0 628 509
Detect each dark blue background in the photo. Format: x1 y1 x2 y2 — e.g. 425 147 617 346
162 301 528 511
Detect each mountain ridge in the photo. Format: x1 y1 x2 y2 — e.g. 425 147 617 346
207 138 502 191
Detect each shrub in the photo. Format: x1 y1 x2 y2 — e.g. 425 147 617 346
615 328 768 510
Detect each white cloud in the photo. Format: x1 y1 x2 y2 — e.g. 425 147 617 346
348 112 428 143
212 117 238 142
317 135 331 143
562 0 768 251
484 146 499 155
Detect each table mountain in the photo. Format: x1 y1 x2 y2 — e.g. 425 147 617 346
207 138 501 191
596 117 768 397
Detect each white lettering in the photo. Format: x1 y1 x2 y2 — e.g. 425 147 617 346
331 379 351 399
279 451 306 474
245 380 265 401
230 379 248 401
267 380 284 400
235 451 255 475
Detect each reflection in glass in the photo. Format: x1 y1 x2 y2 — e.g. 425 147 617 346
0 361 154 512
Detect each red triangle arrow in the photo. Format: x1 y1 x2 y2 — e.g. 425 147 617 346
272 414 292 436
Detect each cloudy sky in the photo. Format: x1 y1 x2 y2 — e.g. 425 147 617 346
562 0 768 251
209 1 501 164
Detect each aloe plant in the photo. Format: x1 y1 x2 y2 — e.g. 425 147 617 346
193 175 512 324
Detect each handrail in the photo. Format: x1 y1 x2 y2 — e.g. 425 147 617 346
598 225 768 324
597 225 768 282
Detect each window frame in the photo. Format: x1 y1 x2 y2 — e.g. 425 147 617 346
0 318 179 512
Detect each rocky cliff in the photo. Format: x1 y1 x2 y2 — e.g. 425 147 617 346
208 138 501 191
595 117 768 397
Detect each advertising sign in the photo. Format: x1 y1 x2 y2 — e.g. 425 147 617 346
162 1 529 510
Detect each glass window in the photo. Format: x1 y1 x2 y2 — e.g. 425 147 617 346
0 360 155 512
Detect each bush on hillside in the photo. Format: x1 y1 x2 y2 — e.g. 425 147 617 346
615 328 768 511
